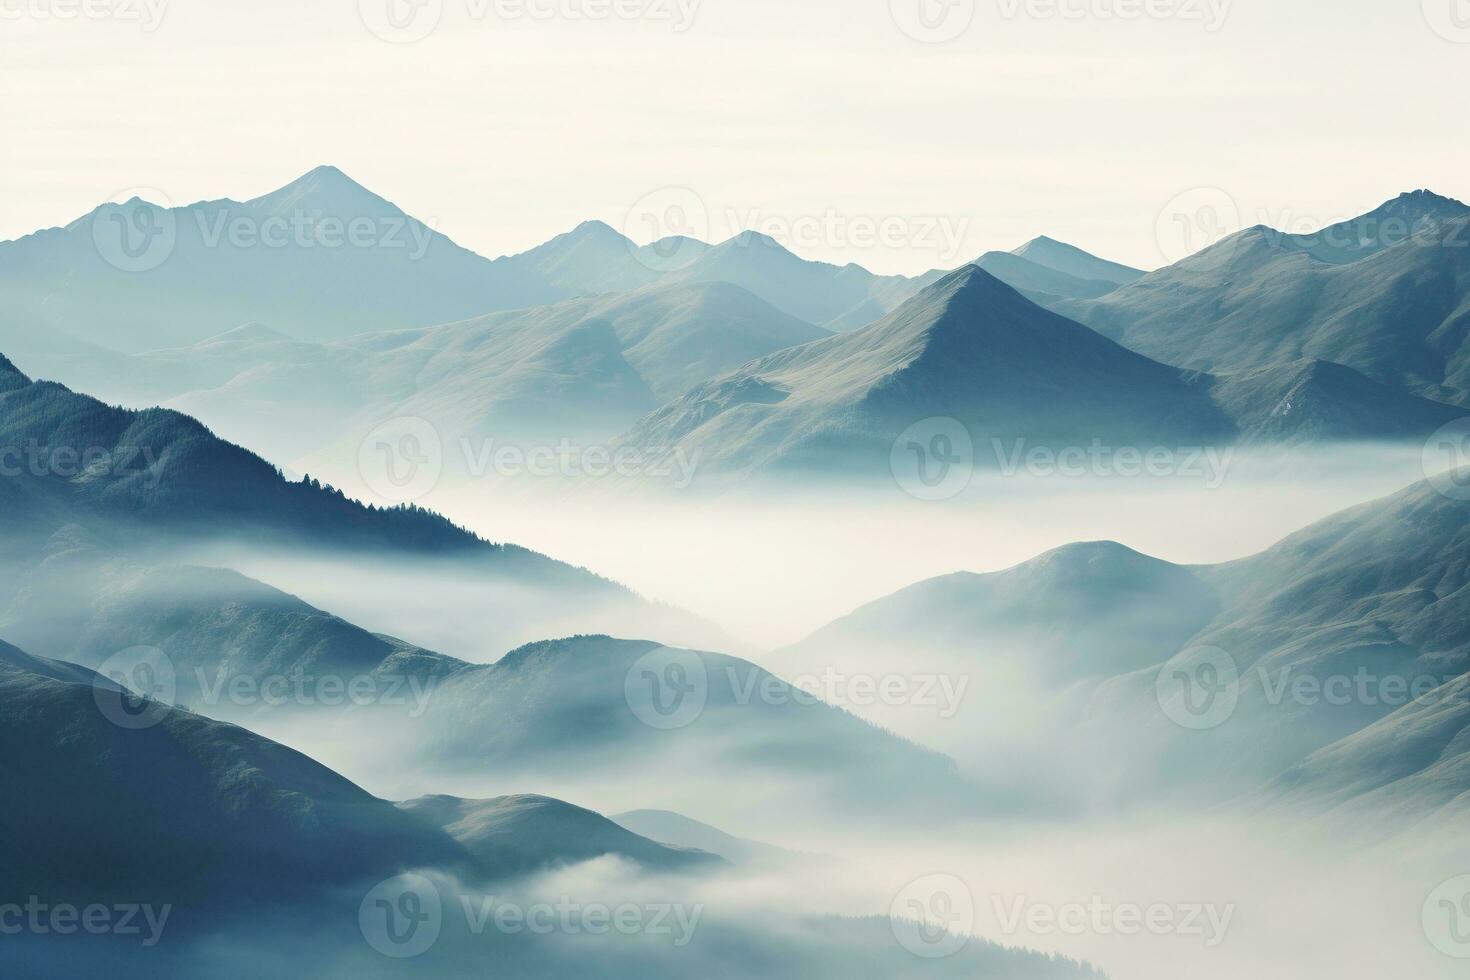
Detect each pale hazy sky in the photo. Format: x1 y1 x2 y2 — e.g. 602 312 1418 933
1 0 1466 274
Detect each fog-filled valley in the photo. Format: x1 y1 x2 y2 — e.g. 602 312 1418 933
6 16 1470 973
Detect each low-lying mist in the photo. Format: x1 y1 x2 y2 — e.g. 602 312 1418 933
360 444 1439 650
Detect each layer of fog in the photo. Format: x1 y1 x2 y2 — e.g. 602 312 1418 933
325 444 1440 650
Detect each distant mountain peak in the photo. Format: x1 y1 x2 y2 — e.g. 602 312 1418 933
1010 235 1144 285
245 164 403 218
723 229 787 251
1351 188 1470 227
568 218 623 239
1388 188 1467 208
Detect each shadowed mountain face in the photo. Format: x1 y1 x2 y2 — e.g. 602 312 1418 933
0 353 737 658
1058 192 1470 406
0 647 471 920
620 266 1468 484
0 349 604 563
0 166 564 360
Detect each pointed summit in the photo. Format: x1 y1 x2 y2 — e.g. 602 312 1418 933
245 164 404 218
1010 236 1144 286
1298 189 1470 263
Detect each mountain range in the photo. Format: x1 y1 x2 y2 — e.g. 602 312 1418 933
620 265 1468 484
1056 190 1470 407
